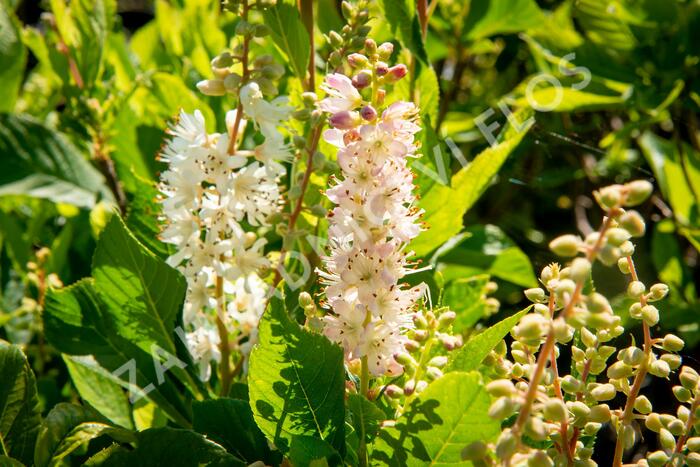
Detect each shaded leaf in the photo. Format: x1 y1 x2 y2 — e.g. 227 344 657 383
378 0 428 63
263 3 310 81
463 0 544 41
0 6 26 111
441 274 490 332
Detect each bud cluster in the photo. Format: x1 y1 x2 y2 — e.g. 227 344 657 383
325 1 371 70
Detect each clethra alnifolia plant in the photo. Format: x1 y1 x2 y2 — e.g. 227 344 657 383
461 180 700 467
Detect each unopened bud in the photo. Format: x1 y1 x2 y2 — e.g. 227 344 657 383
663 334 684 352
374 62 389 76
549 234 581 257
627 281 646 299
384 64 408 83
687 437 700 452
377 42 394 60
437 311 456 329
329 110 360 129
646 413 664 432
197 79 226 96
688 453 700 467
486 379 515 398
649 359 671 378
607 227 631 246
624 180 654 206
589 404 611 423
570 257 591 282
668 418 685 436
543 399 568 422
608 361 633 379
595 185 623 210
617 257 631 274
591 383 616 401
461 441 488 461
641 304 659 326
394 352 416 367
329 30 343 48
660 428 676 450
298 291 313 308
426 366 443 381
352 70 372 89
649 283 669 301
619 210 646 237
680 367 699 390
622 346 645 366
384 384 402 399
360 105 377 121
495 429 517 459
524 287 546 303
647 450 669 467
673 385 692 403
364 38 377 54
634 395 653 414
347 53 368 68
489 396 515 420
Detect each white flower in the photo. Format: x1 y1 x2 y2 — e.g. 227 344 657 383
186 325 221 381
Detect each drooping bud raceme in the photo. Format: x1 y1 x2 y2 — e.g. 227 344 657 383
317 72 427 376
158 83 292 380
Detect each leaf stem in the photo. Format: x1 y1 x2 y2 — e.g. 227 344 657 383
298 0 315 91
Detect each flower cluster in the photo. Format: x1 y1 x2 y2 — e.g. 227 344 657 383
158 82 291 380
460 180 700 467
317 43 426 377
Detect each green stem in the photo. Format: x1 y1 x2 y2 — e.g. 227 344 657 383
360 355 370 397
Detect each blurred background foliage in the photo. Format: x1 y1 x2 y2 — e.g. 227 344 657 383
0 0 698 451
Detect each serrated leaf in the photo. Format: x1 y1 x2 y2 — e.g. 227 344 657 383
0 342 41 465
445 307 531 373
248 291 346 455
442 274 490 332
0 114 111 207
124 177 173 260
263 3 310 82
372 372 499 465
0 6 26 112
379 0 428 63
34 403 133 467
410 109 534 257
193 399 280 465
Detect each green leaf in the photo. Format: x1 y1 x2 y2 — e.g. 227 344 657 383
96 427 244 466
0 210 30 271
289 436 342 467
508 76 630 112
34 403 133 467
462 0 544 41
574 0 637 52
124 177 173 260
0 114 112 207
445 307 531 373
192 399 279 465
62 355 134 429
263 3 310 81
70 0 116 87
378 0 428 63
0 6 26 112
393 63 440 127
248 291 346 455
442 274 490 332
410 109 534 256
348 394 384 445
372 372 500 465
0 455 24 466
435 225 537 288
0 343 40 465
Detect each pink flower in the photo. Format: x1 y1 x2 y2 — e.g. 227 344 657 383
319 73 363 113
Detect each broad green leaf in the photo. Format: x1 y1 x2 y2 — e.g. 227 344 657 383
410 109 534 256
393 63 440 127
289 435 342 467
193 399 280 465
348 394 384 445
372 372 499 465
462 0 544 41
0 114 112 208
44 280 192 427
0 210 30 271
574 0 637 51
0 6 26 112
34 403 133 467
445 307 531 373
249 291 346 455
435 225 537 288
378 0 428 63
442 274 490 332
70 0 116 87
63 355 134 429
124 177 173 260
0 343 40 465
508 76 630 112
0 456 24 466
263 3 310 82
96 427 244 466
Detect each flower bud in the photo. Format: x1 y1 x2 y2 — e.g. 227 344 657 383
597 244 621 266
413 313 428 329
261 63 285 80
648 359 671 378
394 352 416 367
553 318 573 343
495 429 517 459
352 70 372 89
426 366 443 381
687 437 700 452
641 304 659 326
663 334 684 352
527 451 553 467
634 395 653 414
680 367 699 390
486 379 515 398
437 311 456 330
646 413 664 432
384 384 402 399
570 257 592 283
629 302 643 319
588 292 611 314
595 185 623 210
428 356 448 368
364 38 377 54
298 291 313 308
543 399 568 422
589 404 611 423
673 385 692 403
627 280 646 299
584 422 601 435
620 240 635 256
624 180 654 206
377 42 394 60
403 379 415 396
211 51 234 69
647 450 669 467
568 401 590 419
688 453 700 467
514 314 548 341
197 79 226 96
524 287 546 303
619 210 646 237
549 234 581 257
360 105 377 121
617 257 631 274
489 396 515 420
329 110 361 129
668 418 686 436
621 346 645 367
328 30 343 48
649 283 669 301
384 64 408 83
591 383 616 401
606 227 631 246
561 375 582 394
660 428 676 450
608 361 633 379
347 53 368 68
461 441 487 461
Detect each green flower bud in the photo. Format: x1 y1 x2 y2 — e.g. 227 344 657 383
570 257 592 282
329 30 344 48
544 398 568 422
660 428 676 450
624 180 654 206
253 24 271 37
641 304 660 326
595 185 623 210
363 38 377 55
668 418 685 436
211 51 234 68
584 422 602 435
437 310 456 330
688 453 700 467
461 441 488 461
588 293 612 314
663 334 685 352
486 379 515 398
634 395 653 414
298 291 313 308
568 401 590 419
394 352 416 367
426 366 443 381
622 346 645 366
608 361 633 379
561 375 582 394
649 283 669 301
673 385 692 403
617 257 631 274
619 240 635 256
525 287 547 303
553 318 573 343
647 450 669 467
649 359 671 378
622 423 636 448
549 234 581 257
619 210 646 237
589 404 611 423
341 1 353 19
591 383 616 401
527 451 553 467
495 429 517 459
597 244 621 266
196 79 226 96
384 384 403 399
607 227 631 246
646 413 664 433
661 353 682 370
629 302 643 319
687 437 700 452
514 314 548 341
680 367 699 390
627 280 646 299
489 396 515 420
